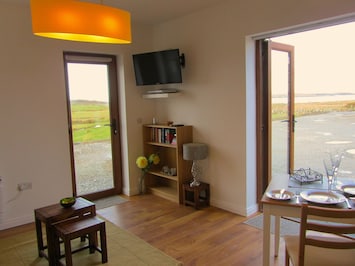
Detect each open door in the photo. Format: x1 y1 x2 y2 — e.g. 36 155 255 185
256 40 295 202
269 41 295 176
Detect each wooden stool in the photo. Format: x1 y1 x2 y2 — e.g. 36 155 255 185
183 182 210 209
54 216 108 266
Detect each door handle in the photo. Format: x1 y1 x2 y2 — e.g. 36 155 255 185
291 115 297 132
281 119 289 123
111 119 118 135
281 116 297 132
281 119 297 123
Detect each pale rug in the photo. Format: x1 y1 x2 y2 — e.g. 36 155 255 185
244 214 300 236
93 195 128 210
0 219 182 266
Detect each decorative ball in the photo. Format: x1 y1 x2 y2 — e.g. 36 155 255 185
60 197 76 208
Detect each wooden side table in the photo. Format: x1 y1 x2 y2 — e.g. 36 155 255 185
34 197 96 266
183 182 210 209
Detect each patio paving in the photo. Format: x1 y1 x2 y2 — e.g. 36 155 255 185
272 111 355 179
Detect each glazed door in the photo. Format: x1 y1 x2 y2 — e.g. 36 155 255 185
64 52 122 200
269 41 295 176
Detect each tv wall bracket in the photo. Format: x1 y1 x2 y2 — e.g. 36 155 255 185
179 53 185 68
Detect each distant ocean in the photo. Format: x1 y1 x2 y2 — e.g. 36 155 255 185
272 93 355 104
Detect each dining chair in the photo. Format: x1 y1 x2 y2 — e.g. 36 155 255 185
283 203 355 266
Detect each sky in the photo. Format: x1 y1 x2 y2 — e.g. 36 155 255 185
271 21 355 95
66 21 355 100
67 63 109 102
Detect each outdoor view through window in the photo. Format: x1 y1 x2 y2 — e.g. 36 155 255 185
67 63 114 196
270 21 355 190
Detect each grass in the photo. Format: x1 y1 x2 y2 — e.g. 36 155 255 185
272 100 355 121
70 100 110 143
70 100 355 143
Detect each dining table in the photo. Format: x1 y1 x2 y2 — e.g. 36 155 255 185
261 173 355 266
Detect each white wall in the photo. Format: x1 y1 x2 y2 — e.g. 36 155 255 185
0 2 155 230
1 0 355 230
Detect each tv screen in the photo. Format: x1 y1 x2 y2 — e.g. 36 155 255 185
132 49 183 86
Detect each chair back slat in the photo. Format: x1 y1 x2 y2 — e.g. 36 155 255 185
298 204 355 266
307 221 355 235
306 237 355 249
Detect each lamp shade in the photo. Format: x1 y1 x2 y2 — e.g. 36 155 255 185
183 143 208 161
30 0 131 44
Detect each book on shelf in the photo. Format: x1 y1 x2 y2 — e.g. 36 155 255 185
150 128 176 144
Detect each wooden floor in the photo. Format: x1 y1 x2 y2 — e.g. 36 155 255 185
0 194 286 266
98 194 286 266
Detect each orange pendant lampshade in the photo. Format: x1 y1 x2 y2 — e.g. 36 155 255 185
30 0 131 44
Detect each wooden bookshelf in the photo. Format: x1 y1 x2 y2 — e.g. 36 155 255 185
143 124 193 203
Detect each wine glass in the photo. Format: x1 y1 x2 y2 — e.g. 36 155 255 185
329 152 343 185
323 159 335 192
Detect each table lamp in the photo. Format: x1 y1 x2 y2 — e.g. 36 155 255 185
183 143 208 186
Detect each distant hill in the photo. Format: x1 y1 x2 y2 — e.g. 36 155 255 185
272 92 355 98
70 99 108 105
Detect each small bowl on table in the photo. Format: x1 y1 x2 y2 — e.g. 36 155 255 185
60 197 76 208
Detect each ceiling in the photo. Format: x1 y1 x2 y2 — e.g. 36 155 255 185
7 0 224 25
103 0 224 25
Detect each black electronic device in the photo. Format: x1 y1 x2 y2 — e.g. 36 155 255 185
132 49 184 86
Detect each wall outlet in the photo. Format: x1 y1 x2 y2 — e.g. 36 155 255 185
17 182 32 191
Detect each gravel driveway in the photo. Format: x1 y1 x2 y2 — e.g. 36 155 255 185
73 140 114 195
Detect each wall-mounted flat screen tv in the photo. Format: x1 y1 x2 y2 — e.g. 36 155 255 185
132 49 183 86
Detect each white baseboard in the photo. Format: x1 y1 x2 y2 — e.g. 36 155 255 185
246 204 259 216
211 199 247 216
122 185 140 196
0 215 34 231
210 199 259 217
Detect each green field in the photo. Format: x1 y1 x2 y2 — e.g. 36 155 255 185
71 101 110 143
70 100 355 142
